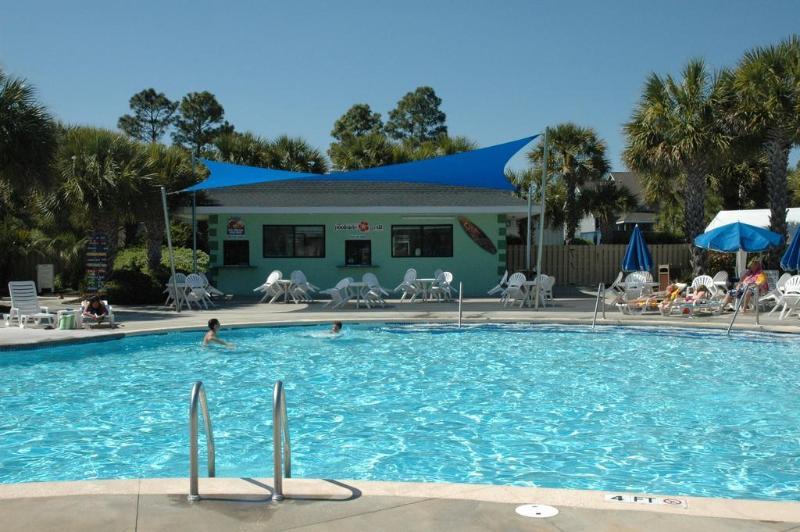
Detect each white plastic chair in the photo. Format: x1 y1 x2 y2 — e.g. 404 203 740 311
199 272 225 298
164 273 187 307
503 272 527 308
608 271 625 295
393 268 420 302
540 275 555 304
289 270 317 303
321 278 353 309
488 270 508 297
254 270 284 303
431 272 454 302
186 273 213 309
764 272 793 314
6 281 56 328
688 275 715 297
775 275 800 319
362 273 389 308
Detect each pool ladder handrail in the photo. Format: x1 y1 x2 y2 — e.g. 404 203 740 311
188 381 216 502
592 283 605 331
727 285 759 335
272 380 292 501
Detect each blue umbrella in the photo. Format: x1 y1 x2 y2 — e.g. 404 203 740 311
780 229 800 271
622 225 653 273
694 222 782 253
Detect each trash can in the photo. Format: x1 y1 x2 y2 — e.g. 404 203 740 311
658 264 670 291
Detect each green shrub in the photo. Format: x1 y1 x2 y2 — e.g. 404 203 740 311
104 269 165 305
113 246 208 274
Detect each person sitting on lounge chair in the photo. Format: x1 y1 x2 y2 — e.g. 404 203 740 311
657 283 685 313
722 260 768 312
82 296 109 326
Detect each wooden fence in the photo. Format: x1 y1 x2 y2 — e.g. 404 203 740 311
506 244 691 286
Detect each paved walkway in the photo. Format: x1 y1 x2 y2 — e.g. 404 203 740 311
1 478 798 532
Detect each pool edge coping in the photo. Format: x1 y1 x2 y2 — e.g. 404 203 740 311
0 477 797 523
2 314 799 351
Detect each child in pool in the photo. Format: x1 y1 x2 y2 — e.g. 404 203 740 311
331 321 342 334
203 318 233 347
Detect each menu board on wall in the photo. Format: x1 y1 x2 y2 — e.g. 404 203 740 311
85 232 108 293
227 217 246 238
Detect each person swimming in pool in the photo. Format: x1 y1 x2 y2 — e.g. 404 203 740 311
203 318 233 347
331 321 342 334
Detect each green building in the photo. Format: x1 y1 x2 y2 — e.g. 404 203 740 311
196 180 531 296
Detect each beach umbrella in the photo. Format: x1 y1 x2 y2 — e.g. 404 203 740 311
694 222 783 277
780 229 800 271
622 225 653 273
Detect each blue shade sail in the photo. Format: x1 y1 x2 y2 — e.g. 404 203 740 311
693 222 783 253
622 225 653 273
182 135 538 192
780 229 800 271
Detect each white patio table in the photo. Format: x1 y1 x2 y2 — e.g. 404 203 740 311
347 281 369 308
414 278 437 302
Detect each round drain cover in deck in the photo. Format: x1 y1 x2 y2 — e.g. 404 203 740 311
515 504 559 518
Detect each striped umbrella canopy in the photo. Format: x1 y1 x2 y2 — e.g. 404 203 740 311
622 225 653 273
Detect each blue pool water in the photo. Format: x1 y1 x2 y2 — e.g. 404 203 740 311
0 323 799 501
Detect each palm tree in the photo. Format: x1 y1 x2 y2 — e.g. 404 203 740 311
528 123 610 244
580 181 639 241
52 127 150 266
624 59 730 274
733 36 800 258
213 131 272 167
265 135 329 174
329 132 395 170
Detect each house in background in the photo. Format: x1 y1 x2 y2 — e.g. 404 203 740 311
610 171 656 235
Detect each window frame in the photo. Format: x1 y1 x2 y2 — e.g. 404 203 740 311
262 224 326 258
390 224 454 258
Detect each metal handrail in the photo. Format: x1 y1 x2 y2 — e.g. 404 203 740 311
592 283 604 331
272 380 292 501
727 285 759 335
188 381 215 502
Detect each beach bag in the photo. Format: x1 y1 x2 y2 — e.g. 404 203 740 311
58 313 76 330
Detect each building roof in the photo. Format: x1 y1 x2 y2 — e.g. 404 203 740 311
610 171 645 204
195 180 532 214
616 212 656 225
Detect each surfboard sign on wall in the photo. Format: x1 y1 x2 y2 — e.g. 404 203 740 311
458 216 497 254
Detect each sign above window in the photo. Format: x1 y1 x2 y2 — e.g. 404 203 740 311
334 221 385 233
227 217 246 239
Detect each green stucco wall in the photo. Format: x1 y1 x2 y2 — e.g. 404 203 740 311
207 213 506 297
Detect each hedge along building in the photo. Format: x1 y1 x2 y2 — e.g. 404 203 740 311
178 136 540 297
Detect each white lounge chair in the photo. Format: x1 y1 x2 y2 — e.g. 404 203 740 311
289 270 318 303
393 268 420 302
254 270 284 303
711 271 729 294
6 281 56 328
321 278 353 309
774 275 800 319
362 273 389 308
488 270 508 297
80 298 116 327
503 272 527 308
608 271 625 295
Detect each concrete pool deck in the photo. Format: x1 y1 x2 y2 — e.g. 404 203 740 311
2 293 799 530
0 478 798 531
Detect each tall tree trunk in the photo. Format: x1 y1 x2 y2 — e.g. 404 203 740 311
764 129 791 268
564 179 579 244
683 163 708 276
144 218 165 271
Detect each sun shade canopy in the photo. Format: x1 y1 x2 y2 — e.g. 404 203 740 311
622 225 653 273
181 135 537 193
694 222 783 253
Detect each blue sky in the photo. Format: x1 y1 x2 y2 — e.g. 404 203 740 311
1 0 798 170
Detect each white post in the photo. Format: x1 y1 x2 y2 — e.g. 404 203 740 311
526 184 533 271
191 155 197 274
534 128 549 310
458 282 463 328
161 186 180 313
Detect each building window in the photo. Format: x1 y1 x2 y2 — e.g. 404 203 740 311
263 225 325 258
223 240 250 266
345 240 372 266
391 225 453 257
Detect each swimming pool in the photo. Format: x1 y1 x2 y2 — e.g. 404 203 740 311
0 323 798 501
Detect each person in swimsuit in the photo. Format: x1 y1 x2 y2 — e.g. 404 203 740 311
203 318 232 347
331 321 342 334
722 260 767 312
82 296 109 326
